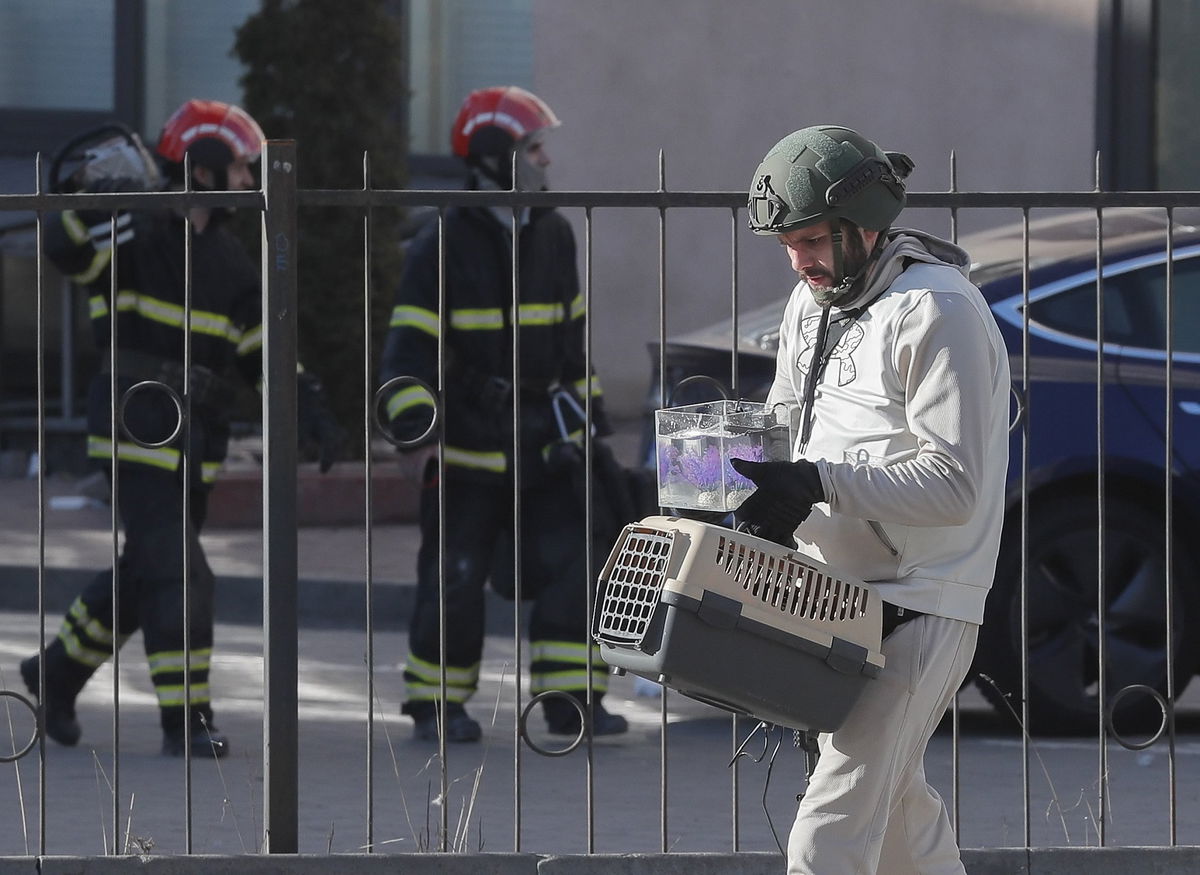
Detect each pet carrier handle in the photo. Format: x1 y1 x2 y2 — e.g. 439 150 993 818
550 387 593 442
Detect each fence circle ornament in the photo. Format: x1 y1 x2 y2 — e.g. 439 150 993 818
666 374 730 407
372 376 439 450
118 380 185 449
1008 383 1025 433
1105 684 1170 751
519 691 586 757
0 690 39 763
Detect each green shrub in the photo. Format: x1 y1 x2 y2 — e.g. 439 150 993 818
234 0 408 459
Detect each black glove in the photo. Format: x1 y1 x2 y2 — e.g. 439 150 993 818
297 373 347 474
730 458 825 548
388 407 439 452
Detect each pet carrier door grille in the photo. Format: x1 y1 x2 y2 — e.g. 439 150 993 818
714 533 870 623
594 525 675 646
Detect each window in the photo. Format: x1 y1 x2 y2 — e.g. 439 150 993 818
407 0 533 156
1027 255 1200 354
0 0 258 155
0 0 114 110
142 0 259 137
1098 0 1200 189
1156 3 1200 189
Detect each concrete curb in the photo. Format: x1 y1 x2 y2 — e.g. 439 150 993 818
3 848 1200 874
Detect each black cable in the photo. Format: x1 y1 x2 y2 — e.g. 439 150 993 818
728 720 793 858
760 725 787 856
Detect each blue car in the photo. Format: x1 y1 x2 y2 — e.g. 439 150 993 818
644 208 1200 734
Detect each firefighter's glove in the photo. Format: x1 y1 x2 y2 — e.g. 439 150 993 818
297 373 347 474
730 458 825 548
388 408 439 453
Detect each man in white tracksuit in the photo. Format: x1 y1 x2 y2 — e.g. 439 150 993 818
732 125 1010 874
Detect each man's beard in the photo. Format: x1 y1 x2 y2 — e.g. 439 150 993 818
808 223 874 306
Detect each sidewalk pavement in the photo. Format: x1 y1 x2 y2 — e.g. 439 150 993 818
4 432 1200 870
0 422 650 630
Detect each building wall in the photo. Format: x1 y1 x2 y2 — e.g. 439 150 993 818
533 0 1099 417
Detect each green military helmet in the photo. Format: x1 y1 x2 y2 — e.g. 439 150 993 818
747 125 913 235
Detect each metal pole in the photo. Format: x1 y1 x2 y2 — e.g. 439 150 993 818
260 140 300 853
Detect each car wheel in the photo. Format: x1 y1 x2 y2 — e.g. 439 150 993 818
975 495 1197 736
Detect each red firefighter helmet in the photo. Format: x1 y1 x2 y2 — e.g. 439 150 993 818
156 99 265 167
450 86 560 160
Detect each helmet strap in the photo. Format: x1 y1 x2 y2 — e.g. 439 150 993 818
811 226 889 309
809 228 848 307
469 155 512 190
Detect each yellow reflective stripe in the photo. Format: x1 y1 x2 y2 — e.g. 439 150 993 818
530 641 604 664
568 292 586 321
149 649 213 675
405 651 480 686
112 291 242 343
439 303 570 331
58 632 111 668
201 461 222 484
444 445 506 473
66 598 116 646
390 305 440 337
61 210 90 244
449 308 504 331
517 302 564 325
86 213 132 245
404 684 472 704
386 386 436 420
73 247 113 285
237 324 263 354
89 295 109 319
88 436 180 471
154 683 211 707
573 375 603 398
530 670 609 694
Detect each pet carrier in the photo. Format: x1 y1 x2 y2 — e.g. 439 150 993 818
594 515 885 732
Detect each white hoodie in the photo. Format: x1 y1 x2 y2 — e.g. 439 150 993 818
765 230 1010 624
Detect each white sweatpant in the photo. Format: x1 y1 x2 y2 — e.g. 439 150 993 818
787 614 978 875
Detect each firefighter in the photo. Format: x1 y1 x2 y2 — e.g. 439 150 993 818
379 86 627 742
20 99 345 758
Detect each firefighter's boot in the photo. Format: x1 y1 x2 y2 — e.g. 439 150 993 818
406 701 482 743
544 693 628 737
20 653 83 747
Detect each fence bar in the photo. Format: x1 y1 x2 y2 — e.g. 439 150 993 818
583 205 598 852
260 139 300 853
181 159 196 849
33 156 48 857
434 208 450 851
656 149 669 853
510 181 525 853
106 210 124 854
11 186 1200 215
1020 208 1032 847
1163 209 1178 844
728 208 742 852
361 152 377 853
1093 158 1109 846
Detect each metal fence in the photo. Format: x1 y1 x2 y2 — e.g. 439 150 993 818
3 140 1200 867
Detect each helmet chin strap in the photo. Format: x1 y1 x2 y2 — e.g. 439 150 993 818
809 227 889 308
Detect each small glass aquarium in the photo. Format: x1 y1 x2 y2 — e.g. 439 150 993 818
655 400 797 513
